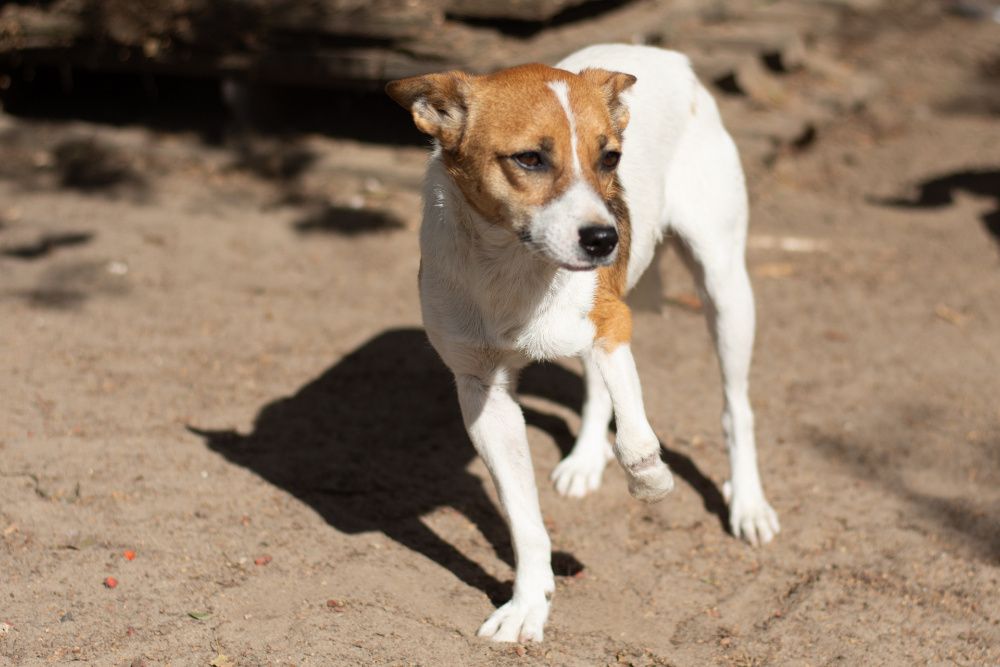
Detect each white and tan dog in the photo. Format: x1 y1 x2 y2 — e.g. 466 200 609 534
386 44 779 643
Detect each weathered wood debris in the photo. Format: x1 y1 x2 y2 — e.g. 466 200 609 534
0 0 883 166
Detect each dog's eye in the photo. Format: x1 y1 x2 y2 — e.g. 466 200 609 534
512 151 545 170
600 151 621 170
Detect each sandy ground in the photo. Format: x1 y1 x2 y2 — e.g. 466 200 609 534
2 8 999 667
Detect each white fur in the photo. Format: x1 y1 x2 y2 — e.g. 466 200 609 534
547 80 582 177
421 157 599 367
523 81 617 269
456 372 554 642
591 343 675 501
529 180 616 270
550 349 613 497
417 44 779 642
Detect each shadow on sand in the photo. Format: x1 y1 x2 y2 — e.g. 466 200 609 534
874 169 1000 249
192 328 727 603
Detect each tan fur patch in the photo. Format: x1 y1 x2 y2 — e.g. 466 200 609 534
437 64 628 235
389 63 638 349
444 65 576 226
445 65 635 349
590 175 633 351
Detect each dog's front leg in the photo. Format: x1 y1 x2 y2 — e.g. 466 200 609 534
551 349 614 497
456 371 554 642
591 344 675 502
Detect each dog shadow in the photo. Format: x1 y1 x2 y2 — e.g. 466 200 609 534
192 327 726 604
518 362 729 532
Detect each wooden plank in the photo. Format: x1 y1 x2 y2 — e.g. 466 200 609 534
678 24 808 71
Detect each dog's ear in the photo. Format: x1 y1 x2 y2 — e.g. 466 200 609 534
386 72 473 150
579 68 637 133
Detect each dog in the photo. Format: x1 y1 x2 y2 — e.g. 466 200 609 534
386 43 779 643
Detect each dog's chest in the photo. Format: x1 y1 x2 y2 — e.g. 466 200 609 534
456 243 598 360
423 244 598 363
495 270 597 361
420 163 599 363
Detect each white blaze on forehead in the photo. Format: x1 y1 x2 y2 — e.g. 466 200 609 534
546 80 581 177
530 80 615 271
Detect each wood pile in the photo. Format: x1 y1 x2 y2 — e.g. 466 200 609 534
0 0 883 167
0 0 686 85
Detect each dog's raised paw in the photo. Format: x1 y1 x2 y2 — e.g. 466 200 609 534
551 448 610 498
477 596 550 643
626 458 674 503
724 481 780 547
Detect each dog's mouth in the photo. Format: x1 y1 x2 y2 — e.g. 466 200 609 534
557 261 601 271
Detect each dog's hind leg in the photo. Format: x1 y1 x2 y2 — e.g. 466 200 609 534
666 112 779 546
551 350 614 498
691 241 778 546
456 369 555 642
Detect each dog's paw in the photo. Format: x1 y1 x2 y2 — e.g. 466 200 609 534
477 595 550 643
551 445 611 498
626 457 674 503
723 481 780 546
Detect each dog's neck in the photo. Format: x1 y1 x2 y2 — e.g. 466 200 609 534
425 153 560 287
421 153 598 361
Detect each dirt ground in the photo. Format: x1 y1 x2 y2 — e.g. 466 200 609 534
2 7 999 667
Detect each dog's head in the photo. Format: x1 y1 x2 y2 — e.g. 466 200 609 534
387 63 636 271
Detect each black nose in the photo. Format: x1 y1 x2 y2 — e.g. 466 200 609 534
578 225 618 259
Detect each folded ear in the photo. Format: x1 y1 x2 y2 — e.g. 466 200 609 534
579 68 637 133
385 71 473 150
